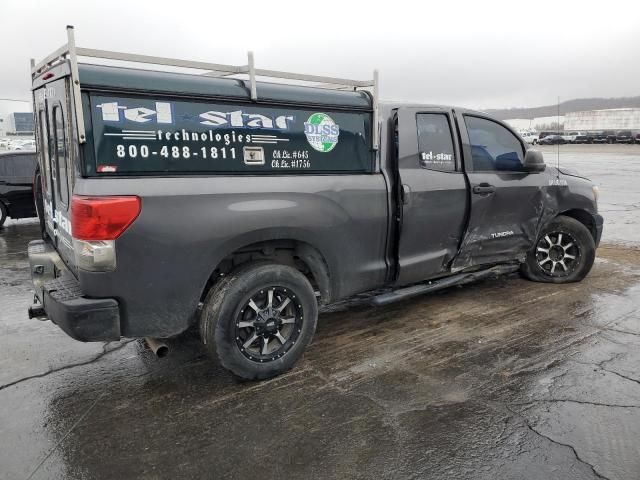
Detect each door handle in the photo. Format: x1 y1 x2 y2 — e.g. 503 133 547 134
472 183 496 195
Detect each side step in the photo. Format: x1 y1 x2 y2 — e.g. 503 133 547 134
370 264 520 306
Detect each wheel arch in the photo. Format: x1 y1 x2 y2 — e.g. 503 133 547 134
558 209 597 242
201 234 333 306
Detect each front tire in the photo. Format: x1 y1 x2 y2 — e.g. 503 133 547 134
521 215 595 283
200 263 318 380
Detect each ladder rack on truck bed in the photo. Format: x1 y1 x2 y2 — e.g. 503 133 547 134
31 26 379 149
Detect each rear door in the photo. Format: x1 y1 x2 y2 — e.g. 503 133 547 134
453 112 546 269
33 76 75 268
395 107 468 285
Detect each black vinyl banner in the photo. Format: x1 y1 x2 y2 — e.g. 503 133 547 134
88 95 372 175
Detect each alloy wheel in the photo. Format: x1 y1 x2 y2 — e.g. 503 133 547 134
535 231 581 277
234 287 303 362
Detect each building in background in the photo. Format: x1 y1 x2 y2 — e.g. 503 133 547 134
505 116 565 132
506 108 640 133
564 108 640 131
4 112 34 135
0 99 32 137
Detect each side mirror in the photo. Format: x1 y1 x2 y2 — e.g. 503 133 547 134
523 149 546 172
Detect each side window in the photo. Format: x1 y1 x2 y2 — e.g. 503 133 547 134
465 116 525 172
416 113 457 172
53 105 69 205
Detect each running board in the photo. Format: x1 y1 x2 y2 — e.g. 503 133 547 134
370 264 520 306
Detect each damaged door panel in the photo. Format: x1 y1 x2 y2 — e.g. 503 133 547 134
452 113 557 270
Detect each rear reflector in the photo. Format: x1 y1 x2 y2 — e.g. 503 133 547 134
71 195 141 240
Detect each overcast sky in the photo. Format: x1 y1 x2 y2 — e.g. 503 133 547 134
2 0 639 110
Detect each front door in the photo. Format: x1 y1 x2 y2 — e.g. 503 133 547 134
395 107 469 285
453 112 547 269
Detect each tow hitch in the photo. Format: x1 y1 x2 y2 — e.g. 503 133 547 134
28 297 47 320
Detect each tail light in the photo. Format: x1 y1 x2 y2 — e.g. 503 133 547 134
71 195 141 271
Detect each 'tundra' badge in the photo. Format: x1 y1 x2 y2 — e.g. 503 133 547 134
304 113 340 152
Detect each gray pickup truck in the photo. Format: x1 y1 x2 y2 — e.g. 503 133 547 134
27 28 602 379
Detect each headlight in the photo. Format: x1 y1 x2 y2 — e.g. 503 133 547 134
592 185 600 204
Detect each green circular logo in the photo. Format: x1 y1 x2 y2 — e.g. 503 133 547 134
304 113 340 152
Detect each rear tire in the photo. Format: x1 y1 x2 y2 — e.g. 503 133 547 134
521 215 595 283
200 262 318 380
0 202 7 228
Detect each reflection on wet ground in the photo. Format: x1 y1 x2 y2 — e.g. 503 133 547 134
1 146 639 479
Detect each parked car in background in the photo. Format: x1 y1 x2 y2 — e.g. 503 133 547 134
7 139 28 150
561 131 581 143
539 134 566 145
635 133 640 144
521 132 539 145
13 139 36 150
0 138 10 149
6 139 22 150
574 132 594 144
616 131 634 144
0 151 37 227
591 131 608 144
604 131 618 144
538 131 560 140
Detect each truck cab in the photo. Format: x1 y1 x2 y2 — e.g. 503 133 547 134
27 27 603 380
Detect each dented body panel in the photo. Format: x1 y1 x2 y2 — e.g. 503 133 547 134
449 108 600 270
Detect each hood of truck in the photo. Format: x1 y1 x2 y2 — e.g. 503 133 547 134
555 165 591 181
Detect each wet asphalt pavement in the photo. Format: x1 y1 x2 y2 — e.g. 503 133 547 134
1 144 639 480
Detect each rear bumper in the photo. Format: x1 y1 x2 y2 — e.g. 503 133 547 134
594 213 604 247
28 240 121 341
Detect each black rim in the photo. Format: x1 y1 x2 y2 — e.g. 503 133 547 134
535 231 581 277
234 287 304 363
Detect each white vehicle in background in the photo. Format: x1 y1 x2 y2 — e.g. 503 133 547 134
6 139 24 150
521 131 539 145
8 138 36 150
562 131 582 144
13 139 36 150
0 138 10 148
